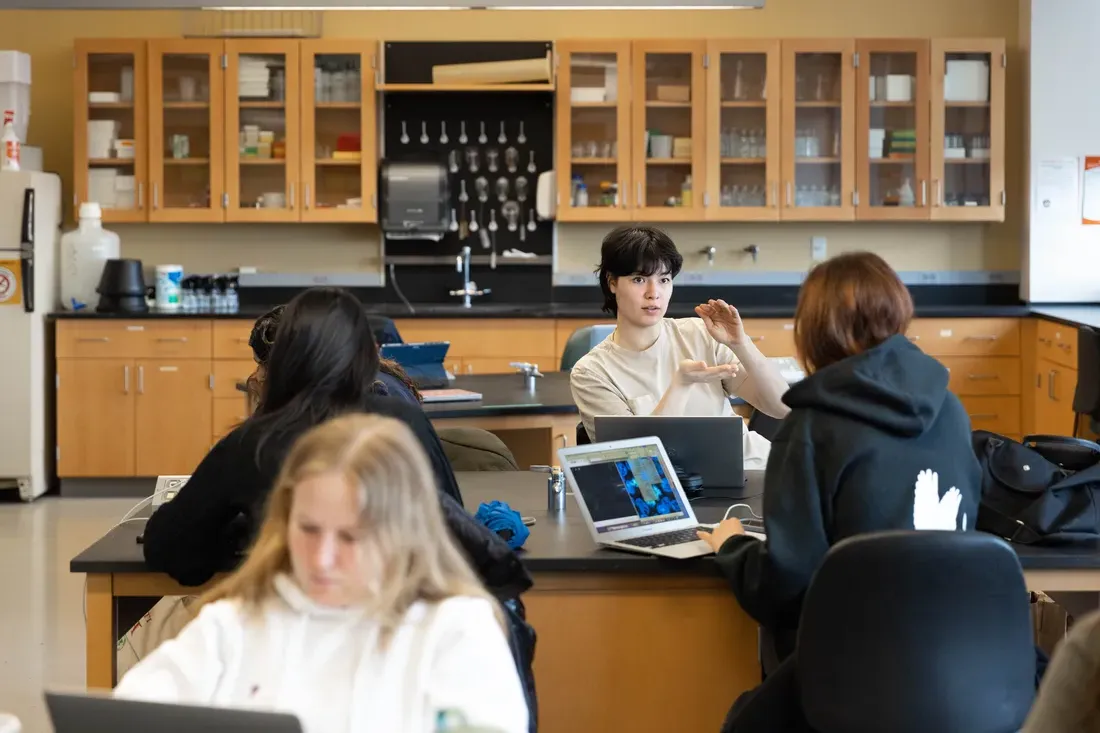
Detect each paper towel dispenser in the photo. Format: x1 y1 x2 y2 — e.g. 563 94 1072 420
380 160 449 238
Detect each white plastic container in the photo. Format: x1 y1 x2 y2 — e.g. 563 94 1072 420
60 202 121 311
1 109 19 171
0 51 30 144
155 264 183 311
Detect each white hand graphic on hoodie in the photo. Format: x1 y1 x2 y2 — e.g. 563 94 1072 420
912 468 967 531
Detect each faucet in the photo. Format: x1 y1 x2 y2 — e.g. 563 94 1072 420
449 245 491 308
700 246 717 266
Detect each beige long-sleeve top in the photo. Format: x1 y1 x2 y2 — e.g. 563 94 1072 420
569 317 790 468
1022 609 1100 732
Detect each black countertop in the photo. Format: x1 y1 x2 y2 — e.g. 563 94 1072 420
48 302 1036 321
1029 305 1100 331
424 373 576 418
70 471 1100 577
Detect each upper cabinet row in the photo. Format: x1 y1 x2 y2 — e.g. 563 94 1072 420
556 38 1005 223
74 38 377 223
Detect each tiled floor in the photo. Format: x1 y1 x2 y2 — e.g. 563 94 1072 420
0 496 133 733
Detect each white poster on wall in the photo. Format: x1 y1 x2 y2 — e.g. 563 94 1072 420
1035 157 1079 225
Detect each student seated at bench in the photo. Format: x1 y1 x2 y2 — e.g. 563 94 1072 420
117 414 529 733
569 225 790 467
697 252 981 732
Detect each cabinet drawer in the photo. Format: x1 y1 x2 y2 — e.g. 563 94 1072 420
940 356 1021 396
743 319 797 358
1037 319 1078 370
461 356 550 375
132 322 212 359
213 320 257 360
394 319 556 359
907 318 1020 356
213 397 249 440
960 395 1020 435
213 359 255 398
57 321 147 358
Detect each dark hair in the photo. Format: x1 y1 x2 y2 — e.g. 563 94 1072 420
595 225 684 315
248 305 284 365
249 287 382 449
793 251 914 373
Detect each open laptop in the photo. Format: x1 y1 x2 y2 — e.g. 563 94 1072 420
379 341 450 389
594 415 746 490
558 436 716 558
46 692 303 733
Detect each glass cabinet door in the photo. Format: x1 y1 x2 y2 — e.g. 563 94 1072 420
300 41 376 223
148 40 224 223
225 40 300 222
856 40 930 220
632 41 706 221
706 40 780 221
781 40 855 221
74 40 147 223
555 41 631 221
931 39 1005 221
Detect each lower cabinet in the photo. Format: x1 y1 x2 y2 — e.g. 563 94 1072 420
1034 359 1078 437
133 360 214 476
56 358 136 477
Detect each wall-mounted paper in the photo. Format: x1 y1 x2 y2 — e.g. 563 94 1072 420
1035 157 1079 225
1083 156 1100 224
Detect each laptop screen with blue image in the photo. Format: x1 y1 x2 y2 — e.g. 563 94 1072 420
566 442 688 534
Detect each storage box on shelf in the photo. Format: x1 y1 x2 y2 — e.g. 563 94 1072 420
74 38 377 224
554 37 1004 223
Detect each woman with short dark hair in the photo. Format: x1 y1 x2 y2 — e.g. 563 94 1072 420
569 225 790 463
698 251 982 732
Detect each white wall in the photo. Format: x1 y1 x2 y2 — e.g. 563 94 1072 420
1023 0 1100 302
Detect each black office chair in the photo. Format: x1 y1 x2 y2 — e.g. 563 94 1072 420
1073 325 1100 437
798 530 1035 733
747 408 784 442
576 422 591 445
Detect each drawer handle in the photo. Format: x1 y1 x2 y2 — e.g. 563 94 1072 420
963 335 998 342
970 413 999 420
123 365 129 394
156 337 189 343
967 374 998 381
1058 343 1072 351
1038 337 1052 345
907 335 920 341
750 335 765 342
138 365 144 395
78 337 110 343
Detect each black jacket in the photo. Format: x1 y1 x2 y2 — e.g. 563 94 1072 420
716 335 981 636
142 395 532 598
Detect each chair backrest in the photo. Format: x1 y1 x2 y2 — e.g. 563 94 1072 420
367 314 404 345
437 427 519 471
560 324 615 371
1073 325 1100 418
798 530 1034 733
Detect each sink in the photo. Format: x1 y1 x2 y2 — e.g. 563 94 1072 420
386 303 541 316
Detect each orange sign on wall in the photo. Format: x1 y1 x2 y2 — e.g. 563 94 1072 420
1083 156 1100 225
0 260 22 307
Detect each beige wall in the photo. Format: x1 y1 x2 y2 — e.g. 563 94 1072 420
0 2 1021 277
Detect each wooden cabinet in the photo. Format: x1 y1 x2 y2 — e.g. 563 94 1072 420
73 40 149 222
300 40 378 222
55 321 214 478
780 39 856 221
855 39 931 220
1032 319 1079 437
930 38 1006 221
134 360 214 475
394 319 557 374
56 358 135 477
705 40 781 221
147 39 225 222
554 41 632 222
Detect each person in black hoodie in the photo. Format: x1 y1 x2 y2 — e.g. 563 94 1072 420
697 251 981 733
139 288 538 728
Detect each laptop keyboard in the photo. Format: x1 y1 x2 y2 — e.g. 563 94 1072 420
619 527 709 549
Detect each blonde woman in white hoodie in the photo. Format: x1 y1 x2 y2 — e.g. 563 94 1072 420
115 413 529 733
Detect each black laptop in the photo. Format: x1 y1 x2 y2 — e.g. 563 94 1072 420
46 692 304 733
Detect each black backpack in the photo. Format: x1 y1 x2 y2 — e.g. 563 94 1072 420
972 430 1100 544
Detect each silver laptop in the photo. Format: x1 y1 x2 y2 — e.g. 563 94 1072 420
594 415 746 489
558 436 715 559
46 691 304 733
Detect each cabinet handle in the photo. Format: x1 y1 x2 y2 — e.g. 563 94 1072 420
1049 370 1057 401
152 183 159 210
123 365 130 394
77 337 109 343
908 335 921 341
771 181 778 208
970 413 999 420
138 365 144 395
920 179 927 207
138 182 144 210
289 184 296 209
305 184 311 210
636 182 642 208
156 337 189 343
964 335 998 342
966 373 998 381
750 335 765 342
786 181 793 207
1038 337 1052 345
1059 342 1072 352
934 179 943 206
209 374 215 390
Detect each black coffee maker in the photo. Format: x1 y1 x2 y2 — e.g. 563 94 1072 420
96 258 149 313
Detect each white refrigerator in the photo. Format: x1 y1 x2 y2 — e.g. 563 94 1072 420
0 170 60 501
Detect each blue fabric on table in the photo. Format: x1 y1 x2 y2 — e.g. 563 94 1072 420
475 501 530 550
